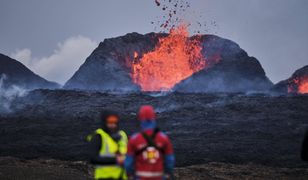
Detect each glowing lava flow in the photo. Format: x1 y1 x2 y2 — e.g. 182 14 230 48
288 76 308 94
298 78 308 94
131 25 206 91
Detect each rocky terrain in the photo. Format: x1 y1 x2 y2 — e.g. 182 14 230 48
64 33 273 92
1 90 308 176
174 56 272 92
0 54 59 90
1 157 308 180
64 32 159 91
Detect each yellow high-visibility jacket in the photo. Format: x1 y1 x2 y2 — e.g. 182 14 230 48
88 129 128 180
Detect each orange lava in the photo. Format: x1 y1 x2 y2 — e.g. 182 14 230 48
298 78 308 94
288 76 308 94
134 51 138 59
131 25 206 91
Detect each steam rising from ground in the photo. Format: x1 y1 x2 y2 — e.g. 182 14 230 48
0 74 27 113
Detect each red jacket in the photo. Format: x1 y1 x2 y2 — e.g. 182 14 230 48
126 129 174 180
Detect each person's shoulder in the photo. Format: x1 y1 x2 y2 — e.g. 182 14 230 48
118 130 128 136
157 131 170 140
129 132 142 141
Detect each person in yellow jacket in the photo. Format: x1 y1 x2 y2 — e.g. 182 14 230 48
87 110 128 180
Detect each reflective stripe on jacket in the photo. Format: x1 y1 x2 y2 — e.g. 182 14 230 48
136 171 164 178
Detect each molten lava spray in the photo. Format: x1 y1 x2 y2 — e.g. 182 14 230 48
288 76 308 94
134 51 138 59
131 25 206 91
298 80 308 94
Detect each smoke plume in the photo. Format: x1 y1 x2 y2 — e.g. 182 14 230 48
0 74 27 113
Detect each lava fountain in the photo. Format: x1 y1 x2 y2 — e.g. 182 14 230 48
131 25 207 91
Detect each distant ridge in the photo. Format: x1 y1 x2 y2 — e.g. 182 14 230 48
0 53 60 89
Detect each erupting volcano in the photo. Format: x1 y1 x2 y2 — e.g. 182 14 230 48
288 76 308 94
64 0 273 92
65 31 273 92
131 25 207 91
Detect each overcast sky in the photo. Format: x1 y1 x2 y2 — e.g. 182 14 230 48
1 0 308 84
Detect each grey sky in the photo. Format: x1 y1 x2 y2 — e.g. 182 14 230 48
1 0 308 84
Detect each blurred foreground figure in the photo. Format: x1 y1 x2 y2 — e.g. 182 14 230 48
301 129 308 161
125 105 175 180
87 111 128 180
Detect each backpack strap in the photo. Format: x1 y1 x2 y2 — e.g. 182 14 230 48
135 128 164 155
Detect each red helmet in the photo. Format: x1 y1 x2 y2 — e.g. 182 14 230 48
138 105 156 121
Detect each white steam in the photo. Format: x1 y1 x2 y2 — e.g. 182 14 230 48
0 74 27 113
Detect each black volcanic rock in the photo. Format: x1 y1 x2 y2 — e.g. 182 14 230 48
64 33 273 92
174 35 273 92
0 53 59 89
174 58 273 93
64 32 165 91
1 89 308 168
272 65 308 93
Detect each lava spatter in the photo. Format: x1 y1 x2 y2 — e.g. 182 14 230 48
131 25 206 91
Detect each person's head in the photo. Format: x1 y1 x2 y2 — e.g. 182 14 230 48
138 105 156 130
100 110 120 133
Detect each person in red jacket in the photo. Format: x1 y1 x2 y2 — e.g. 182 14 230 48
124 105 175 180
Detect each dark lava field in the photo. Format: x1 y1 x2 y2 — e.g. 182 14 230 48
0 89 308 169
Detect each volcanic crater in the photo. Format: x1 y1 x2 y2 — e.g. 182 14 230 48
64 27 273 93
